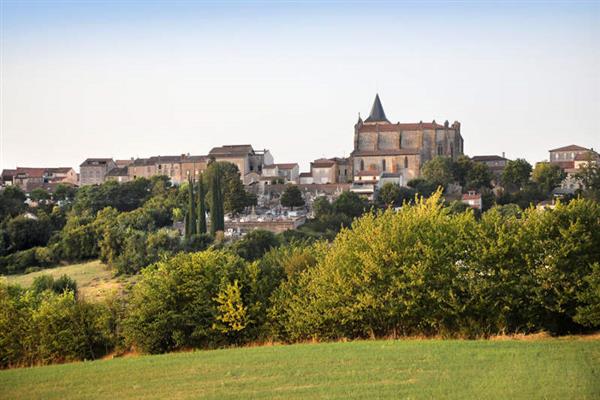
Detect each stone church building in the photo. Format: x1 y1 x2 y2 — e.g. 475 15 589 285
351 95 464 181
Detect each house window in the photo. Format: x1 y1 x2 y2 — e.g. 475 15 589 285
382 159 386 171
404 156 408 168
437 144 443 155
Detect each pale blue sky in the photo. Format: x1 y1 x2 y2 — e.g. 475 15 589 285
1 1 599 172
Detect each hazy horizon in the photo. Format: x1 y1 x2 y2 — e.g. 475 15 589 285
1 1 599 173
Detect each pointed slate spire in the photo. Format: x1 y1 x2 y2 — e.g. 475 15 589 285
364 94 390 123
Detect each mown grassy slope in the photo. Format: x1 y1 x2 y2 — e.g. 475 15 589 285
1 339 598 399
3 260 134 301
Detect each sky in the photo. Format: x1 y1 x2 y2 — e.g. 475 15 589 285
1 1 599 173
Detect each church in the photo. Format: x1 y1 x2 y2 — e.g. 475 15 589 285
351 95 464 182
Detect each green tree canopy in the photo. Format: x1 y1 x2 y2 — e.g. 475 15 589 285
280 185 305 210
502 158 532 191
532 162 566 195
421 156 455 189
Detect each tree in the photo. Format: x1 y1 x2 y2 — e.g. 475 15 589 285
407 178 437 198
205 161 253 215
377 183 401 207
209 163 225 235
233 229 279 261
197 173 207 234
465 163 493 191
502 158 532 191
452 155 474 187
532 162 566 195
332 191 366 219
186 177 197 238
30 188 50 203
0 186 26 220
574 153 600 201
421 156 455 189
312 197 332 218
280 185 305 210
53 184 77 202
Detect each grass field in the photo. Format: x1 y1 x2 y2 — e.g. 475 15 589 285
2 260 135 301
1 338 598 399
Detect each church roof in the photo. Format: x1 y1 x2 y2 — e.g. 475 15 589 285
364 94 390 123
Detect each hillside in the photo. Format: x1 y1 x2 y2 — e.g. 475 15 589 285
3 261 134 301
1 339 598 400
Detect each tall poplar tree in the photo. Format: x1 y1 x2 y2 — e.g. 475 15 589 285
197 173 207 234
186 176 197 238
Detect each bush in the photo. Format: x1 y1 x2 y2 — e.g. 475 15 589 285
124 250 268 353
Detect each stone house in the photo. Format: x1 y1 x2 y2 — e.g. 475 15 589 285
80 158 117 186
471 155 509 176
208 145 273 184
10 167 78 192
461 191 482 210
262 163 300 183
351 94 463 182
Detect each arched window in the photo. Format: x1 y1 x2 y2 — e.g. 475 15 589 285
382 159 386 171
404 156 408 169
360 160 364 171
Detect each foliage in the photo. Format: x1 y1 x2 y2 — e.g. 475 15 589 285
5 214 52 252
0 186 27 220
29 188 51 203
532 162 565 195
232 230 279 261
421 156 455 188
377 183 401 207
407 178 437 198
123 250 265 353
574 153 600 201
208 163 225 235
280 185 305 210
502 158 532 191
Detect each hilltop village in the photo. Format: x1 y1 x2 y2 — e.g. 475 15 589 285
1 95 598 235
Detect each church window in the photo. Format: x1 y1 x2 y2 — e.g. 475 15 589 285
404 156 408 168
450 144 454 158
382 159 386 171
437 144 443 155
360 160 364 171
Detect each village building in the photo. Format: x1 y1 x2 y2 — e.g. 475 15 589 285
549 145 599 194
105 166 131 183
262 163 300 183
80 158 117 186
461 191 483 210
208 145 273 184
298 172 313 185
471 155 509 176
351 94 463 183
3 167 78 192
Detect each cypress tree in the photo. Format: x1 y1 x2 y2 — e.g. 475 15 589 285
197 173 207 234
187 176 197 237
210 164 225 235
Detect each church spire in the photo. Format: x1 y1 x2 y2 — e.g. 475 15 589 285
364 94 390 123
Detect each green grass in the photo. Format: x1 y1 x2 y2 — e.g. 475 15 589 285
1 339 598 399
2 260 134 301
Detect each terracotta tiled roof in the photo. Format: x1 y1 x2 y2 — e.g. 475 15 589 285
15 167 46 178
462 193 482 200
311 158 335 168
46 167 73 174
549 144 589 152
1 169 16 178
115 159 134 167
358 122 448 133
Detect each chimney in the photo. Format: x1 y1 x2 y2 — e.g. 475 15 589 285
502 152 506 158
